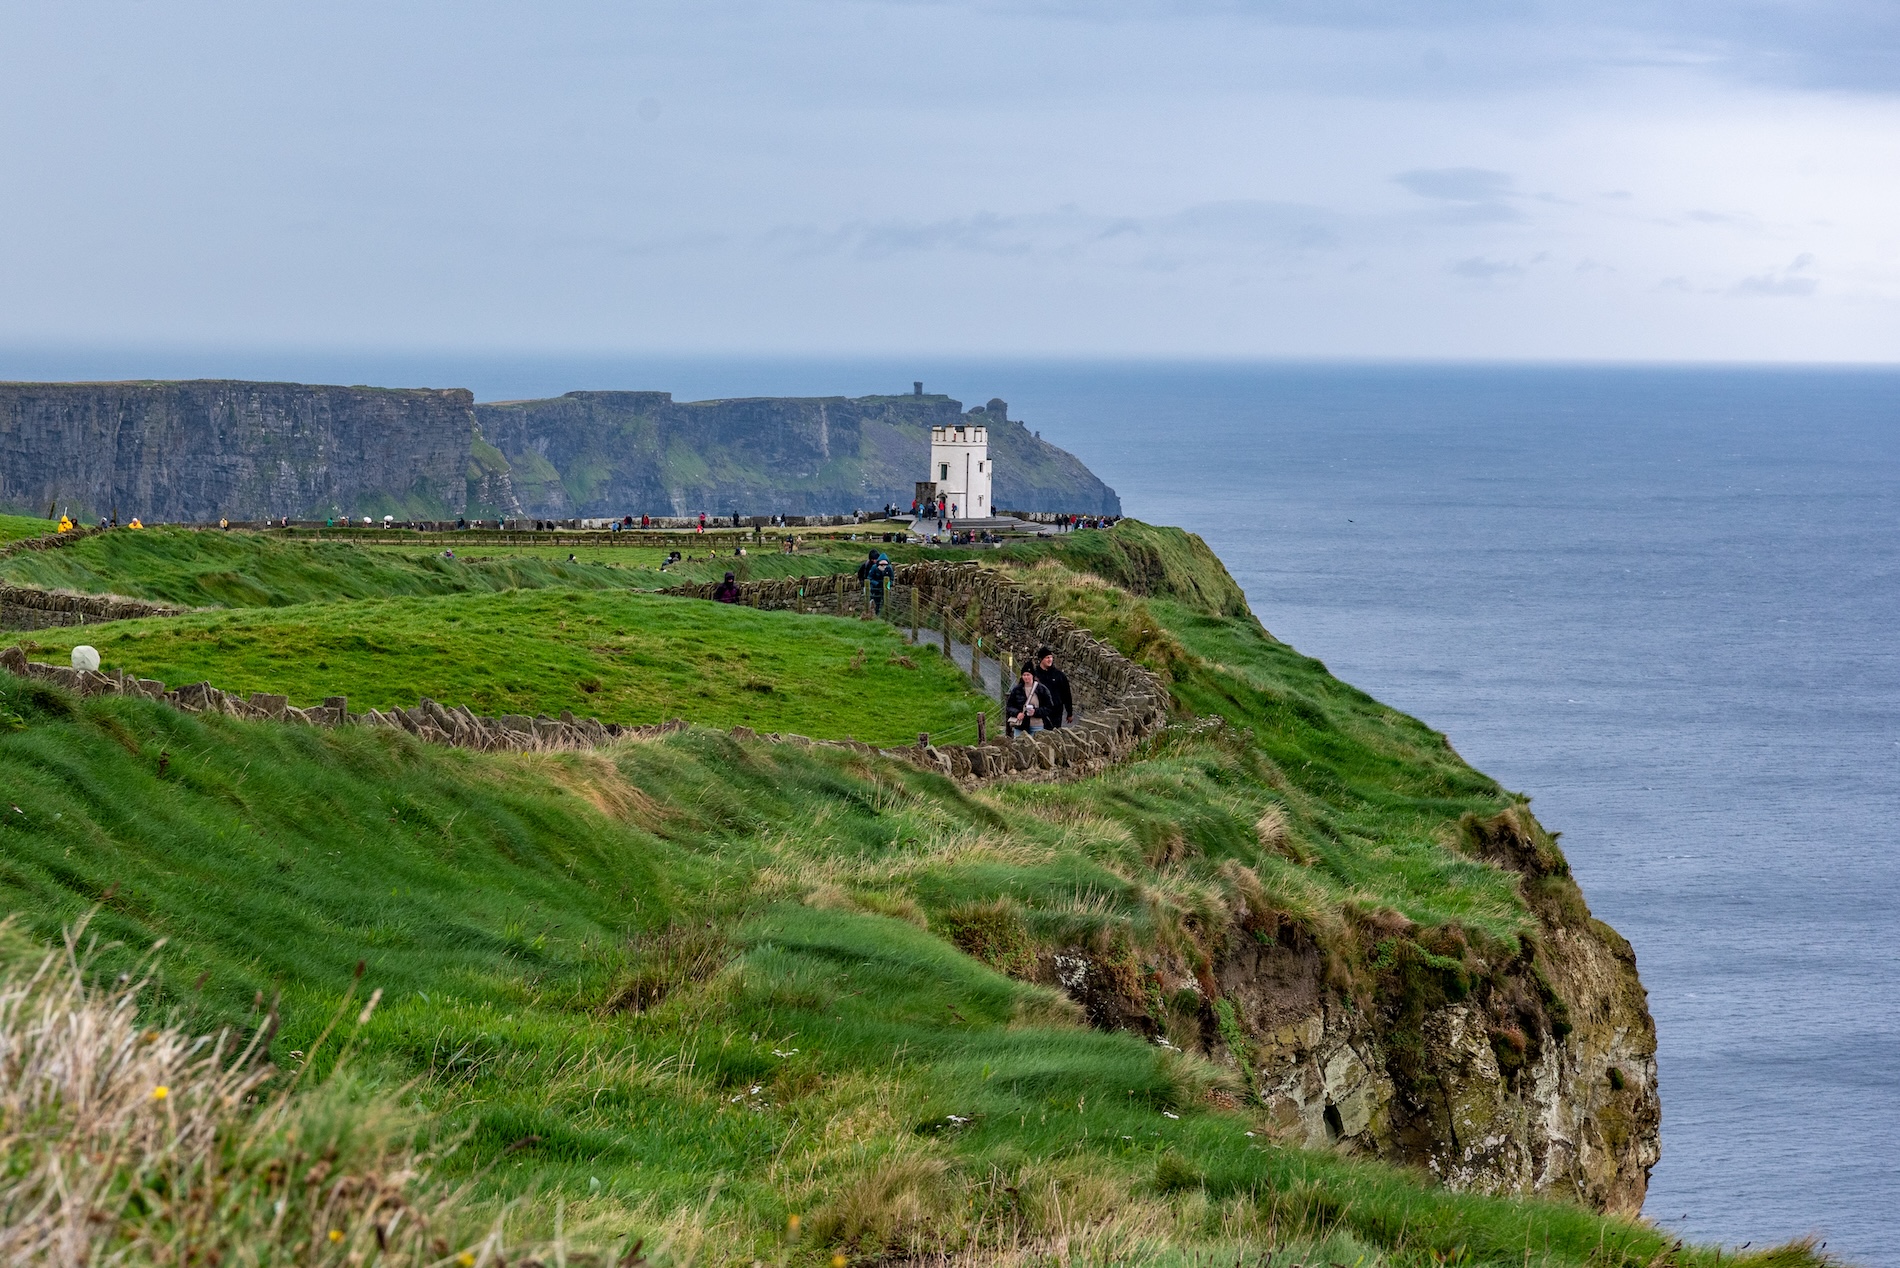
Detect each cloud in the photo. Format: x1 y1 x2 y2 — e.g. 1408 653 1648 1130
765 200 1345 265
1735 254 1819 297
1394 167 1514 201
1450 256 1524 281
1394 168 1523 224
924 0 1900 94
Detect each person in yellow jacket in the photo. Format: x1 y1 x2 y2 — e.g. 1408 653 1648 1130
128 517 143 529
55 515 72 533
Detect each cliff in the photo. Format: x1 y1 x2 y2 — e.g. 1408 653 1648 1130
0 380 473 524
471 390 1122 518
0 381 1122 523
0 520 1705 1261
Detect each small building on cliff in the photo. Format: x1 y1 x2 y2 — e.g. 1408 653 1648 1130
919 417 992 518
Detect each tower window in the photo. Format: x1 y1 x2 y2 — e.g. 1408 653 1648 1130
939 463 949 480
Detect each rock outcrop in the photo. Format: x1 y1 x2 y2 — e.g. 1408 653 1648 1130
1045 807 1660 1215
0 381 474 524
473 391 1121 518
0 381 1121 523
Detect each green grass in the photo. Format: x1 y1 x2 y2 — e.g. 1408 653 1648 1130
0 678 1782 1268
0 521 1823 1266
0 513 59 545
0 525 651 607
17 589 995 746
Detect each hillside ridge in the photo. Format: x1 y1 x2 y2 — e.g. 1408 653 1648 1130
0 379 1120 523
0 521 1743 1266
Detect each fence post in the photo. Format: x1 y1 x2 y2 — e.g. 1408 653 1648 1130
910 581 919 642
976 712 987 744
971 601 983 684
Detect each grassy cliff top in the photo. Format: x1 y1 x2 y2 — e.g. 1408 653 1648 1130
18 589 994 747
0 513 59 545
0 524 650 606
0 523 1817 1268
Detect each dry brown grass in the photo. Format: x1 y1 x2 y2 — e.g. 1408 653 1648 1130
523 750 666 826
0 919 610 1267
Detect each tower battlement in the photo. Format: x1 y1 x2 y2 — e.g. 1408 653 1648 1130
924 421 992 518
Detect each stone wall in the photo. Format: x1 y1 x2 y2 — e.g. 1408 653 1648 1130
0 585 185 631
0 561 1173 784
661 560 1172 781
0 646 686 752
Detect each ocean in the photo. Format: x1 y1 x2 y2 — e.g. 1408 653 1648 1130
1017 362 1900 1265
4 350 1893 1261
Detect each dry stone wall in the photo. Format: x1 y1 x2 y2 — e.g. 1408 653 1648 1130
662 561 1171 781
0 585 185 631
0 561 1173 782
0 645 685 752
0 529 188 630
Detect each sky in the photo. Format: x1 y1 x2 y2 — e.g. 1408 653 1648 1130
0 1 1895 362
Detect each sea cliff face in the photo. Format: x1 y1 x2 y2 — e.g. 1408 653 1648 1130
1052 805 1659 1214
0 381 1121 523
472 391 1122 518
0 381 474 524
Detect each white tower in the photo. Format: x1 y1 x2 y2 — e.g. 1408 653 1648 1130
928 421 991 519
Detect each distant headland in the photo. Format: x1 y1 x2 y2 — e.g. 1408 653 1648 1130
0 379 1122 525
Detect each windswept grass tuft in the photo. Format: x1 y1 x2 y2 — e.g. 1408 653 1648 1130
0 918 612 1265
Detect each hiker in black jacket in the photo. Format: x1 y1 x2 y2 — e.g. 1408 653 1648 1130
1006 668 1056 737
1023 646 1074 728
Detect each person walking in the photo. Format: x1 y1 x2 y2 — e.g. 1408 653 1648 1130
867 553 894 616
1025 646 1075 728
1006 668 1056 737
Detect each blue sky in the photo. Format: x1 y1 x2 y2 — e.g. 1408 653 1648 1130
0 1 1894 360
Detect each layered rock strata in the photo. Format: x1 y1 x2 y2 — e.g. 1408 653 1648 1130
1042 814 1660 1215
0 380 1121 523
0 381 474 524
473 391 1121 517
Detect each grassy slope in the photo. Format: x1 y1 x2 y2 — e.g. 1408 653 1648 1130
0 513 59 545
0 524 1822 1267
0 525 651 606
0 680 1746 1268
18 590 994 746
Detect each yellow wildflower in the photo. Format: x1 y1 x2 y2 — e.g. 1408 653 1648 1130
329 1229 343 1242
150 1086 168 1100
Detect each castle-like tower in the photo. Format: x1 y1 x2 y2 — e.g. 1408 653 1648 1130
926 420 991 519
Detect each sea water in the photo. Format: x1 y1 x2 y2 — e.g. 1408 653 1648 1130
1009 363 1900 1265
5 350 1893 1261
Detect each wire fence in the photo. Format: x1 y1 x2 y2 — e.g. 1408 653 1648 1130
743 575 1059 747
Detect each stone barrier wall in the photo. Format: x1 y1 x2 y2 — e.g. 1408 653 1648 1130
661 561 1172 781
0 584 186 631
0 645 685 752
0 526 100 559
0 561 1173 784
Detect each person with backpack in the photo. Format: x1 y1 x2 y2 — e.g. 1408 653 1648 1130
866 553 895 615
713 571 742 602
